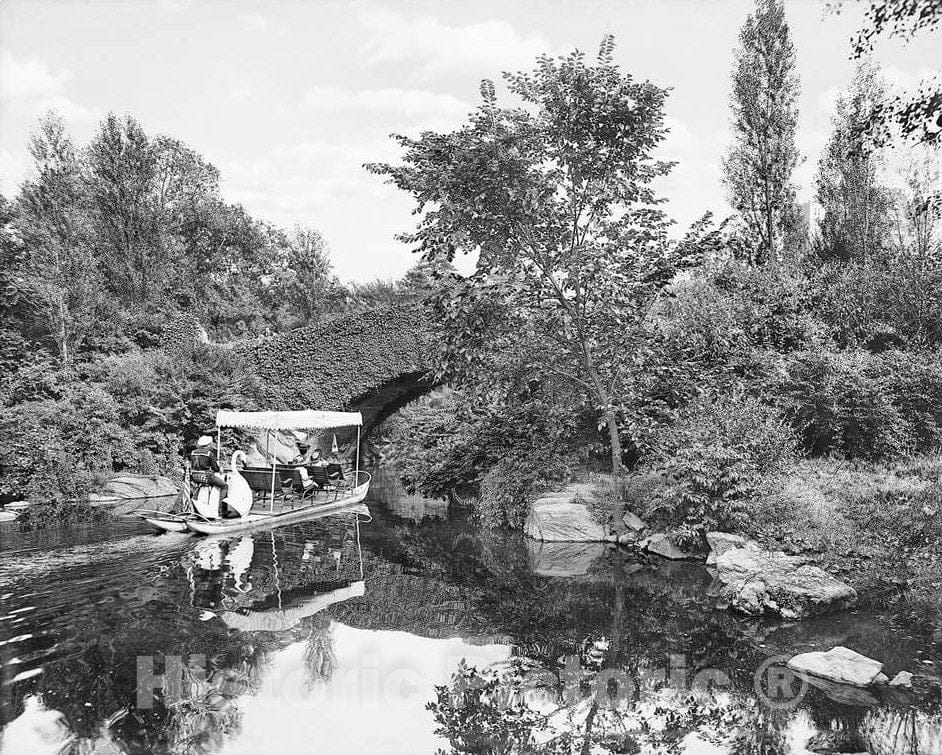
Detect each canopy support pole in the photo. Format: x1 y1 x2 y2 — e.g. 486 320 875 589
267 432 275 513
355 426 361 488
217 427 221 462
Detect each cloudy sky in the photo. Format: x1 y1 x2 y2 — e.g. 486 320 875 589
1 0 938 282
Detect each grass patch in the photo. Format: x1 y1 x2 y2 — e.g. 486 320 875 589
587 472 668 528
747 456 942 629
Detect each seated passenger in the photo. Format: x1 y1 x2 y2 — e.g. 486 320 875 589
190 435 230 514
296 446 327 467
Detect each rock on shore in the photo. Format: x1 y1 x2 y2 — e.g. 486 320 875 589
705 531 747 566
714 542 856 619
524 484 606 542
787 646 886 686
89 474 178 503
639 533 701 560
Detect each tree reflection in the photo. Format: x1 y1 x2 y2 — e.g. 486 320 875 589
427 657 765 754
301 613 337 691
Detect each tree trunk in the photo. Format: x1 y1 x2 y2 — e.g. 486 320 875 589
604 407 623 474
58 292 70 365
581 345 628 533
602 404 627 534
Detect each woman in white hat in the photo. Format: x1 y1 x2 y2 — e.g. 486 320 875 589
190 435 228 506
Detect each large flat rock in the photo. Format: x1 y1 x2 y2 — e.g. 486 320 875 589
525 487 606 542
245 429 301 466
787 646 885 687
715 544 856 619
90 474 177 503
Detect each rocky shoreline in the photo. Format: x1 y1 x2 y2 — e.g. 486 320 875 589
525 482 859 620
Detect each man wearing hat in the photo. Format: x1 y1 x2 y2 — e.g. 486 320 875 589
190 435 228 511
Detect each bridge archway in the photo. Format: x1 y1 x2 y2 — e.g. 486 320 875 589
242 305 439 440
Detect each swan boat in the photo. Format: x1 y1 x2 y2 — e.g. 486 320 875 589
183 409 371 536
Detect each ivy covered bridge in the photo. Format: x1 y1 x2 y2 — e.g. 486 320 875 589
238 305 437 439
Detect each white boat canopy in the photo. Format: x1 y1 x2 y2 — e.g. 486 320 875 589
215 409 363 430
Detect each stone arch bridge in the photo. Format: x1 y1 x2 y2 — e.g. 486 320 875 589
237 306 437 439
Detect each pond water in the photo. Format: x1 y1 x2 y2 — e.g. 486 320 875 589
1 475 941 754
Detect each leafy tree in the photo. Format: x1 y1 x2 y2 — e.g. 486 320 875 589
267 226 345 329
0 193 43 380
86 114 220 314
845 0 942 148
17 114 100 364
723 0 802 264
369 37 694 485
814 61 893 262
889 149 942 262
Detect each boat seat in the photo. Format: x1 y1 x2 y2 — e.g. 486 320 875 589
240 467 289 504
308 465 338 500
288 468 319 501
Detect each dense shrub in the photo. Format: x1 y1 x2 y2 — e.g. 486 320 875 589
477 452 569 530
0 392 127 506
646 394 796 537
810 259 942 350
656 262 823 362
0 343 268 507
770 349 942 460
380 388 581 527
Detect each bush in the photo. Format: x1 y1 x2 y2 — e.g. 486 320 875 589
771 349 942 460
0 342 268 510
657 262 823 362
477 452 569 529
646 394 796 535
0 396 119 506
809 259 942 351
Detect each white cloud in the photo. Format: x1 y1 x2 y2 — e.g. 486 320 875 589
0 53 73 99
0 147 29 196
238 12 269 32
355 4 550 81
881 64 940 93
304 86 471 120
34 94 99 124
660 116 699 153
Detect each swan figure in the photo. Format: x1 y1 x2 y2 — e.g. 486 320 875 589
227 450 253 518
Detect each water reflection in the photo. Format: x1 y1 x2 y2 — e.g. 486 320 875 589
1 493 941 754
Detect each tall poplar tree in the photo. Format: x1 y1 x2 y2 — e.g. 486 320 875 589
722 0 801 265
815 61 893 262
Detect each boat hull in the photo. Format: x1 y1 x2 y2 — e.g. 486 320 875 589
185 483 370 535
137 510 195 533
143 516 190 533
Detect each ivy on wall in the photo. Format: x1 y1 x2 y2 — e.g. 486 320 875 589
242 305 432 413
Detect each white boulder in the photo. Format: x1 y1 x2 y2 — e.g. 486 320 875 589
787 646 885 687
705 531 748 566
889 671 914 688
90 474 177 503
715 544 856 618
525 496 606 542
